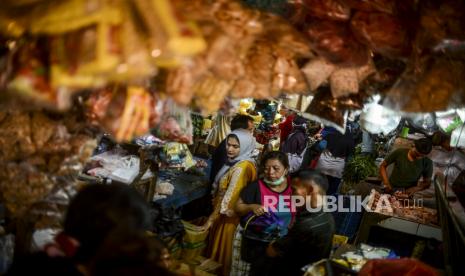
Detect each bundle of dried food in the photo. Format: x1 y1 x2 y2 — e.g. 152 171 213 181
302 56 375 97
302 0 351 21
168 56 207 106
384 55 465 112
205 33 245 80
260 14 312 58
0 112 35 161
231 41 275 99
85 86 156 142
304 20 370 67
0 162 54 218
350 11 412 59
272 55 308 95
212 0 263 40
301 57 336 91
193 76 234 115
341 0 397 14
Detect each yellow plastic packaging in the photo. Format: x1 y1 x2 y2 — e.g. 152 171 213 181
132 0 206 68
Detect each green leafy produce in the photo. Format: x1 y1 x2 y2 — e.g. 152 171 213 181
343 154 378 185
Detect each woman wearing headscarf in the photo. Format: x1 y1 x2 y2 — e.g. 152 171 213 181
204 129 257 276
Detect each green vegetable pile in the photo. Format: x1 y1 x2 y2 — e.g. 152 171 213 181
342 153 378 187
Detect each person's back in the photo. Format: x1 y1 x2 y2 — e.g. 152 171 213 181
325 131 355 159
280 116 308 155
274 210 335 275
267 170 335 276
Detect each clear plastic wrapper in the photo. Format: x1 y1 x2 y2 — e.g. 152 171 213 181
360 95 401 135
451 124 465 148
304 20 370 67
350 11 412 59
436 110 463 134
405 113 438 136
384 55 465 112
151 99 193 144
302 0 351 22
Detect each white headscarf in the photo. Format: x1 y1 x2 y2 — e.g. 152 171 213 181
212 129 256 194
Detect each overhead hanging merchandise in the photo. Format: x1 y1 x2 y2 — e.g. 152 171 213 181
360 95 401 135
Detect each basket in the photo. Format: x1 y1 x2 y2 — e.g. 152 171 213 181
181 218 209 262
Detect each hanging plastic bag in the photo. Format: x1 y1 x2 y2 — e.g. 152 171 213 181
302 0 351 21
384 55 465 113
86 86 155 142
301 57 336 91
193 76 234 115
405 113 438 136
303 87 348 134
436 110 463 134
342 0 396 14
329 67 359 98
360 95 401 135
304 20 369 67
350 11 412 59
451 124 465 148
151 99 193 144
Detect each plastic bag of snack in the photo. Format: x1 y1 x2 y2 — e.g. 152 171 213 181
303 87 348 133
166 56 207 106
131 0 206 67
193 76 234 115
6 38 62 109
342 0 396 14
384 55 465 112
206 33 245 80
272 55 308 96
350 11 412 59
301 57 336 91
212 0 263 40
330 67 359 98
302 0 351 21
261 15 312 58
0 112 36 161
304 20 369 67
151 98 193 144
86 86 154 142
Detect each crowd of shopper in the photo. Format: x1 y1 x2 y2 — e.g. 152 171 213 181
8 107 449 276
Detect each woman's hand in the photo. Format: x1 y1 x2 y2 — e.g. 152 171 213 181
250 204 267 216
